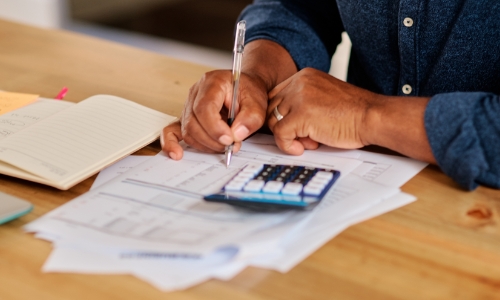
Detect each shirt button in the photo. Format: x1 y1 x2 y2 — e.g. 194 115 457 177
403 17 414 27
402 84 412 94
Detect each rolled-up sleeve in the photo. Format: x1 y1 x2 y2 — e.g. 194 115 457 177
425 92 500 190
239 0 344 72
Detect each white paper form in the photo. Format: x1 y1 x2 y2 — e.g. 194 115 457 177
251 192 416 272
43 245 247 292
232 174 400 261
29 141 424 292
26 146 362 255
90 155 151 190
40 191 415 291
247 134 427 187
245 134 361 159
350 151 427 187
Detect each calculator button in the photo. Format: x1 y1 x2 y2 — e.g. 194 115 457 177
235 174 253 181
239 170 257 178
315 171 333 180
281 182 303 195
225 180 246 191
309 177 330 186
244 164 263 174
262 181 284 193
243 180 265 192
232 178 250 186
303 182 324 195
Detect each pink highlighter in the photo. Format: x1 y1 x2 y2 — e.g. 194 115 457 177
55 87 68 100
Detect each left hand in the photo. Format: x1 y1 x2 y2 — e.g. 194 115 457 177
267 68 381 155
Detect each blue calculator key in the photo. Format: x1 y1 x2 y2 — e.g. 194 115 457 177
204 164 341 211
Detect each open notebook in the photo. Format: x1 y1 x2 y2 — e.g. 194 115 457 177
0 95 176 190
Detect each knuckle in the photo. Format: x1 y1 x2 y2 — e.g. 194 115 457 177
192 97 217 116
181 117 194 135
183 135 195 147
202 70 230 85
187 84 198 101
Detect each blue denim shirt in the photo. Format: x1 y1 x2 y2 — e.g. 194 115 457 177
239 0 500 190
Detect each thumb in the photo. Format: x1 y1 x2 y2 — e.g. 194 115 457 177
230 87 268 142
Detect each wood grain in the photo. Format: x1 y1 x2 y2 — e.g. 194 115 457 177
0 19 499 300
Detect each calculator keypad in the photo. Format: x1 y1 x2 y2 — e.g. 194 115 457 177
224 164 334 195
204 164 341 210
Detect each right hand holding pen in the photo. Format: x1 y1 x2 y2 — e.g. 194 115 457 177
161 70 268 160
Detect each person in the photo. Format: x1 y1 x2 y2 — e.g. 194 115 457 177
161 0 500 190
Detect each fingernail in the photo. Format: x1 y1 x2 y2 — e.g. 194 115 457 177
169 152 177 160
219 135 232 145
233 126 249 141
160 131 165 148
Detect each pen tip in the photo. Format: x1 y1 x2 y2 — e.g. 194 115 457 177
225 148 232 168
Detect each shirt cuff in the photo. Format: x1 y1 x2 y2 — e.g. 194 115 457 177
425 92 500 190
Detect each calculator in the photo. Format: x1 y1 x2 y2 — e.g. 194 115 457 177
204 164 340 211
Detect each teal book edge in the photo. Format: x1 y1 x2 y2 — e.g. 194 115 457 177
0 205 33 225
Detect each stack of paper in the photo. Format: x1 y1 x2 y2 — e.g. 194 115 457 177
25 134 427 291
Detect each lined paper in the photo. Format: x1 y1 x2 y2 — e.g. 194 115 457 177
0 98 73 140
0 95 175 189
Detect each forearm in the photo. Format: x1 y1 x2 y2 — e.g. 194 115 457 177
242 40 297 92
364 95 437 164
239 1 343 73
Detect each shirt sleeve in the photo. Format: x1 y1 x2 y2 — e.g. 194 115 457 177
238 0 344 72
425 92 500 190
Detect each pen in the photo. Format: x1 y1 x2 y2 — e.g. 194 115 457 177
225 20 246 168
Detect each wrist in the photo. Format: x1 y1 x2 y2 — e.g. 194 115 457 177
361 93 388 147
361 94 435 163
242 40 297 92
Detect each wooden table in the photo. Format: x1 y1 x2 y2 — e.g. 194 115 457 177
0 19 499 300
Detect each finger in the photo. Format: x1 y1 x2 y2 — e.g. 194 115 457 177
161 121 184 160
272 116 305 155
298 137 319 150
232 141 242 153
182 112 226 153
183 83 228 152
268 75 293 99
266 91 292 133
192 71 234 146
231 86 268 142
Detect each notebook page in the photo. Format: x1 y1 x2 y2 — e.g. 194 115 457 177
0 95 175 189
0 98 74 140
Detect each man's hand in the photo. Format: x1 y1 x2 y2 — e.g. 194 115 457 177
267 68 377 155
161 70 268 160
266 67 436 163
161 40 297 160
